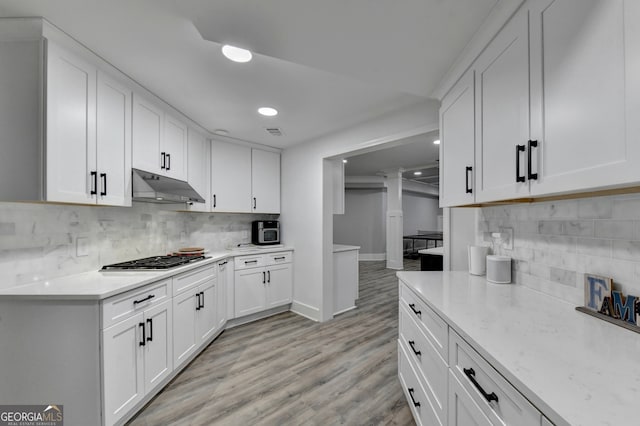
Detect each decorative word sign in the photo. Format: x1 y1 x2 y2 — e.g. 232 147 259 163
576 273 640 334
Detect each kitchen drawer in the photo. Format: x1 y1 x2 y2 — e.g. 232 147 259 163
173 264 216 296
234 254 265 270
400 283 448 361
264 251 292 265
102 278 171 329
449 330 541 426
398 340 443 426
399 305 447 424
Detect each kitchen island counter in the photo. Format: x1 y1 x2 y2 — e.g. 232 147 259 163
397 271 638 426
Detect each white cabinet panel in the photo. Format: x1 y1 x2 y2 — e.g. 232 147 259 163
439 69 475 207
172 289 198 367
132 94 163 174
46 42 96 204
197 281 218 342
143 299 173 392
211 140 252 212
96 71 132 206
217 260 229 326
251 148 280 213
187 128 210 212
266 263 292 308
102 313 144 426
448 371 493 426
163 114 187 180
474 8 530 203
234 268 266 317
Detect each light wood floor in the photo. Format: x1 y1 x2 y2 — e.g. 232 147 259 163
128 259 420 426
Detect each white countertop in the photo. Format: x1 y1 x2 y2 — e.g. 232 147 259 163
0 246 293 300
333 244 360 253
396 271 639 426
417 246 443 255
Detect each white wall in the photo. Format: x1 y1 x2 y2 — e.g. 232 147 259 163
403 193 441 234
333 189 387 258
281 100 440 321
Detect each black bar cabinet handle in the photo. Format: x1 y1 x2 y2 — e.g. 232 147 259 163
100 173 107 196
133 294 155 305
139 322 146 346
463 368 499 404
146 318 153 342
408 303 421 317
213 194 216 208
166 153 171 171
274 256 286 261
263 271 266 284
408 388 420 407
90 171 97 195
161 152 166 169
195 293 201 311
245 260 258 265
465 166 472 194
200 291 204 308
253 197 257 209
267 270 271 283
408 340 421 356
528 140 538 180
516 145 526 182
219 260 227 267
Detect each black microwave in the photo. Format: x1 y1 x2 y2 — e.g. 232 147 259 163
252 220 280 245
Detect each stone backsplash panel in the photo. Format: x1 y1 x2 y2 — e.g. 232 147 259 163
0 202 276 289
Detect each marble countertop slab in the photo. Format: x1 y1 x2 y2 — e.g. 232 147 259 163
418 246 443 255
332 244 361 253
0 246 294 300
396 271 639 426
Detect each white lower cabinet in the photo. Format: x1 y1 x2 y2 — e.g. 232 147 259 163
234 251 292 317
102 295 172 426
448 371 492 426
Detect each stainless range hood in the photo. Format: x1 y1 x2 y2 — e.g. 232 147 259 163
132 168 205 204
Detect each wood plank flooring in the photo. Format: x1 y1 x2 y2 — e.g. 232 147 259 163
128 259 420 426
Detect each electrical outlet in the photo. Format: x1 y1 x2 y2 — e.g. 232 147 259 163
76 236 89 257
499 227 514 250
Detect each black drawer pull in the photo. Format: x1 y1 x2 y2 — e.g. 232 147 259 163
465 166 473 194
516 144 526 182
463 368 499 404
408 303 421 317
408 340 421 356
146 318 153 342
274 256 286 261
219 260 227 267
139 322 145 346
528 140 538 180
408 388 420 407
245 260 258 264
133 294 155 305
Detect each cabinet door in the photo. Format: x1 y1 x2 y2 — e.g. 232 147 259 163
251 149 281 213
187 128 210 212
46 42 96 204
529 0 640 195
234 268 266 317
217 261 228 328
448 371 492 426
172 289 198 368
211 140 252 212
163 114 188 180
132 94 163 174
197 280 218 342
96 71 132 206
102 313 144 426
143 299 173 393
266 263 292 308
439 69 475 207
475 8 531 203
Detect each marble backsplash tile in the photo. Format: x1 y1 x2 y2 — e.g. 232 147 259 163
0 202 276 289
477 193 640 304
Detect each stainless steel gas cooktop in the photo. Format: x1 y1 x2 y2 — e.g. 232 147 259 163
101 255 207 271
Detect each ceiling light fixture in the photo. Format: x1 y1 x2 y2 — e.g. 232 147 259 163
433 139 441 145
258 107 278 117
221 45 252 63
214 129 230 136
342 159 348 164
414 171 422 176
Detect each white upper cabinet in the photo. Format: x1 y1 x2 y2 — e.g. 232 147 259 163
96 71 132 206
440 69 475 207
474 7 531 203
132 94 163 175
46 42 97 204
186 128 210 212
528 0 640 195
251 148 281 214
163 114 187 181
211 140 252 212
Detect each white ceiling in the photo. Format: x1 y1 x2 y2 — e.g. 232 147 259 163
0 0 500 148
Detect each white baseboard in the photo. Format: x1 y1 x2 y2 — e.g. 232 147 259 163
359 253 386 261
290 300 320 322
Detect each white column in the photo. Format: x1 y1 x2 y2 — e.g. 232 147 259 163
385 169 403 270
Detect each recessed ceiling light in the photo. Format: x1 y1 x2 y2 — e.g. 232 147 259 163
214 129 230 136
414 171 422 176
222 45 252 63
342 159 348 164
433 139 441 145
258 107 278 117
